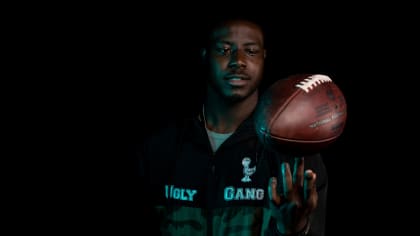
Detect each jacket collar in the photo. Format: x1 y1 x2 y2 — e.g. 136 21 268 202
186 110 258 147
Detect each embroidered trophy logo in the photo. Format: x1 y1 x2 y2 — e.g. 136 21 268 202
241 157 256 183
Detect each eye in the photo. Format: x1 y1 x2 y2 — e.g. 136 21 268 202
215 47 232 56
245 48 259 56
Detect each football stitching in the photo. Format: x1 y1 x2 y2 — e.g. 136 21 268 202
295 74 332 93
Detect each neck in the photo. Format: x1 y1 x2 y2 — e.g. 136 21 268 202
203 92 258 133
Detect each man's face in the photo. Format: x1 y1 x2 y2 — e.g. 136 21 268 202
206 20 266 102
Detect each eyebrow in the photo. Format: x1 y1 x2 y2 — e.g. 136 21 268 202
216 40 261 47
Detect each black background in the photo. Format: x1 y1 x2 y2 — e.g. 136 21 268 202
19 4 416 235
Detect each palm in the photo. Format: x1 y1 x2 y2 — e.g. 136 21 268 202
268 157 318 234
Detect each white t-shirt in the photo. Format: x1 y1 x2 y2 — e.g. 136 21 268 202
205 128 234 152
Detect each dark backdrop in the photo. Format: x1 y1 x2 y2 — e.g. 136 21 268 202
51 8 413 235
86 15 357 235
70 14 355 235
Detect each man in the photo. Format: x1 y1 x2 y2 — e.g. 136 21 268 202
138 17 327 236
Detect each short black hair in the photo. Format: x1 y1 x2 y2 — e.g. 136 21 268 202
199 14 269 50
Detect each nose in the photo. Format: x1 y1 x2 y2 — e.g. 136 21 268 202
228 50 246 69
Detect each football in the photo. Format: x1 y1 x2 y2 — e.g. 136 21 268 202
255 74 347 155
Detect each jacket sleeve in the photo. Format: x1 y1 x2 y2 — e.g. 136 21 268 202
137 141 162 234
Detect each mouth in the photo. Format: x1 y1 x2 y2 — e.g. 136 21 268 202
225 74 249 80
225 74 250 86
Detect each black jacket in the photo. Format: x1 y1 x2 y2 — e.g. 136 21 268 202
138 113 327 236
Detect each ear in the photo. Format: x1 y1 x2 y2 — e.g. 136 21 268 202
201 48 207 61
200 48 209 66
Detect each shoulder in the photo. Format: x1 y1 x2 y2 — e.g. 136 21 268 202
142 119 181 145
138 116 195 154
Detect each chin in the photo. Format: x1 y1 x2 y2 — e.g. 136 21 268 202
224 92 251 103
225 95 243 103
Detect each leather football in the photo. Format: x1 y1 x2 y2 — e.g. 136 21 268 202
255 74 347 155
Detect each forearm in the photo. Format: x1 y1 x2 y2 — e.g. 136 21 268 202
305 182 327 236
266 217 311 236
